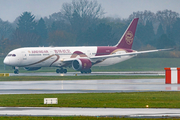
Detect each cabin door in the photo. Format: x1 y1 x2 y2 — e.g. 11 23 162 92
22 51 27 60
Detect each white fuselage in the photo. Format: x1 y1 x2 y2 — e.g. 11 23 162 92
4 47 134 68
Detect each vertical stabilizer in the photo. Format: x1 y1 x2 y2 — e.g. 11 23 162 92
115 18 139 49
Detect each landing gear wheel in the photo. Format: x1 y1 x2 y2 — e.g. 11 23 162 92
63 69 67 73
56 69 60 73
59 68 64 73
14 69 19 74
57 68 67 74
87 69 91 73
80 69 91 74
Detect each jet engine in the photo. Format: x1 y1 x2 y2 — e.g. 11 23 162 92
24 67 41 71
72 58 92 71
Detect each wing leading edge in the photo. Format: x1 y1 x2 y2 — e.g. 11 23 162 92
90 48 173 60
62 48 173 64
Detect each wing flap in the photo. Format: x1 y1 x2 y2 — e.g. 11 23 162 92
89 48 173 61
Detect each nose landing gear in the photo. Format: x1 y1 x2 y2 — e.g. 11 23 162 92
14 69 19 74
13 67 19 74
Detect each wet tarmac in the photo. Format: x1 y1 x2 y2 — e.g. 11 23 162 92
0 79 179 94
0 107 180 118
9 71 165 76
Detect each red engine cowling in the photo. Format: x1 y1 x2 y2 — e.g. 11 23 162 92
72 58 92 71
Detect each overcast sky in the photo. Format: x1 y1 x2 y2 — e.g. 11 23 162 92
0 0 180 22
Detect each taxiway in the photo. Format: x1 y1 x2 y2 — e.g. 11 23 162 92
0 107 180 118
9 71 165 76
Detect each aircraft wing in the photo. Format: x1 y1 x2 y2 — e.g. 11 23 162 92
62 48 173 63
89 48 173 61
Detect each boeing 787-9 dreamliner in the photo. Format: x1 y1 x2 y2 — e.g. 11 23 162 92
3 18 171 74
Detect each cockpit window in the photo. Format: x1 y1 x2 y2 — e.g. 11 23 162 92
7 54 16 57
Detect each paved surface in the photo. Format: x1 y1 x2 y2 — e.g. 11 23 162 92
9 71 165 76
0 79 180 94
0 107 180 118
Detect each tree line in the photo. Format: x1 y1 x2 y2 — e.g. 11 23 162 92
0 0 180 57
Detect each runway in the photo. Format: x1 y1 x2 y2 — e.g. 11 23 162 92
0 79 180 94
0 107 180 118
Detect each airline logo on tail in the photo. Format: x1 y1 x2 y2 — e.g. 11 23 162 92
115 18 138 49
125 31 134 45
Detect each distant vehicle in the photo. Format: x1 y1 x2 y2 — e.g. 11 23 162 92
3 18 171 74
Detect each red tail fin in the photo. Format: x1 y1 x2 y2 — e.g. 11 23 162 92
115 18 139 49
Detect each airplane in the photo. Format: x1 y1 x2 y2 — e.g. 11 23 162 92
3 18 171 74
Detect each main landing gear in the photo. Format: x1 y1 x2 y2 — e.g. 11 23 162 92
56 68 67 74
80 69 91 74
56 68 92 74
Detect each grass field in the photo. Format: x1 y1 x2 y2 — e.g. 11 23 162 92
1 57 180 73
1 116 180 120
1 92 180 120
0 92 179 108
0 75 164 81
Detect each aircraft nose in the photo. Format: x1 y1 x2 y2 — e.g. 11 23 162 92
3 57 10 65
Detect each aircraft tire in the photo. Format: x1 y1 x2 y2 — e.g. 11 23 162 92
14 69 19 74
87 69 91 73
59 68 64 73
80 69 91 74
56 69 60 73
63 69 67 73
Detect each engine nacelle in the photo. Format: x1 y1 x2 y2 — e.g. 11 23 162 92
24 67 41 71
72 58 92 71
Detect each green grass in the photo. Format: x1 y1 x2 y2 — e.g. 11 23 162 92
0 92 180 108
0 75 164 81
1 116 180 120
92 58 180 71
